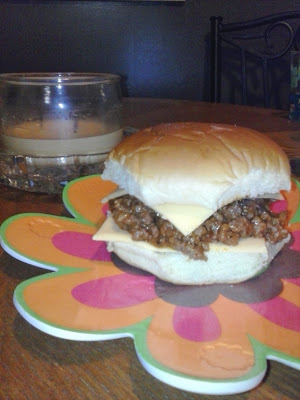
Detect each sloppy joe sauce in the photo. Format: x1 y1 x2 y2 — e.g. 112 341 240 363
108 195 288 260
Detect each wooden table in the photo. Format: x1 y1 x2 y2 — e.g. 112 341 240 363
0 98 299 400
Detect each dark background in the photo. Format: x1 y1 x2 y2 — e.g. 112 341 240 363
0 0 299 109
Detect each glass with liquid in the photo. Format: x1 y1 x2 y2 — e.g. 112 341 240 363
0 72 123 192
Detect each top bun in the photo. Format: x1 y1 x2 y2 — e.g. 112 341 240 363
102 122 291 210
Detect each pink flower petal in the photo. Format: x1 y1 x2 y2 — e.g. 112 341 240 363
173 306 221 342
52 231 111 261
290 230 300 251
72 274 156 308
249 297 300 331
101 203 109 216
270 199 287 213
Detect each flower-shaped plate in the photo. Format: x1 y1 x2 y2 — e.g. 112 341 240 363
1 175 300 395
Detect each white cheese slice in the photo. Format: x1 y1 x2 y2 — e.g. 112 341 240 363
259 192 284 200
93 215 267 255
101 188 283 236
93 216 173 252
101 189 215 235
101 188 127 203
152 203 214 236
152 192 283 236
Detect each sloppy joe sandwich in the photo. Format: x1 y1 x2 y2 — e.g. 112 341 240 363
93 122 291 285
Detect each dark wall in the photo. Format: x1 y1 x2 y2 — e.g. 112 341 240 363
0 0 299 108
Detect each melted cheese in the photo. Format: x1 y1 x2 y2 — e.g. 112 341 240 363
152 203 214 236
93 216 267 254
152 193 283 235
101 189 215 235
259 192 284 200
101 188 283 236
93 216 172 252
101 188 127 203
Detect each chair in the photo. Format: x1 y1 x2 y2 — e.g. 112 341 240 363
210 11 300 108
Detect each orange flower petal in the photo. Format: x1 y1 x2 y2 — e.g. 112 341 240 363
244 281 300 358
63 175 117 225
147 299 254 379
21 266 160 332
4 215 99 269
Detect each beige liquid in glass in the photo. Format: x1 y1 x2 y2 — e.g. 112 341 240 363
2 119 123 157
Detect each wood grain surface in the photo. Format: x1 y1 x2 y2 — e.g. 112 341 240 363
0 98 299 400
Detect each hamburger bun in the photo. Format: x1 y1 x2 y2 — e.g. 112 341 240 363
97 122 291 285
102 122 290 210
107 236 290 285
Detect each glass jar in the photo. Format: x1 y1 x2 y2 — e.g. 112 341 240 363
0 72 123 193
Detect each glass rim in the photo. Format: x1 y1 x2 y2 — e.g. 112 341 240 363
0 72 121 86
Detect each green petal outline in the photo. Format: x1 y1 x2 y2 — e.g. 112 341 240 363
13 274 300 391
0 212 93 273
63 174 104 226
290 178 300 224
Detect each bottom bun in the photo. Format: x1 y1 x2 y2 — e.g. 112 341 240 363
107 236 290 285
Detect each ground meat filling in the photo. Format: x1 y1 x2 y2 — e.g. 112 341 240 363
108 195 288 261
